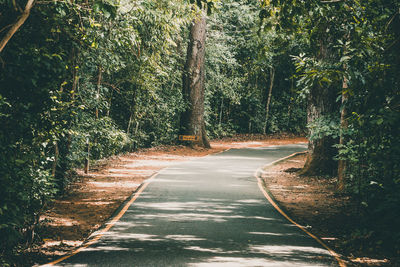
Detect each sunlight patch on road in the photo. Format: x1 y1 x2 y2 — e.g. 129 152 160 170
189 256 311 267
166 235 206 241
134 201 236 214
236 199 264 204
184 246 228 253
248 232 298 237
249 245 331 256
131 212 277 223
84 246 130 252
145 178 190 183
104 232 163 242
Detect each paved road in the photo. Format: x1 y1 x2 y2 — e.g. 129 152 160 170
51 144 339 266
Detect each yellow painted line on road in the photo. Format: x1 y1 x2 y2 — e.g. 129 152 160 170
255 151 346 267
41 180 151 266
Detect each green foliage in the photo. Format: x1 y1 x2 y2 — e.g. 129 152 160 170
0 0 191 255
205 0 307 137
3 0 398 259
69 116 132 164
262 0 400 253
307 115 340 141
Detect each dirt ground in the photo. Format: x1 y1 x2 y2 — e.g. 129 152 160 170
19 135 306 266
262 153 393 266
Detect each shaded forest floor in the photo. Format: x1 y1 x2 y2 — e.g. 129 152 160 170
7 134 396 266
262 154 397 266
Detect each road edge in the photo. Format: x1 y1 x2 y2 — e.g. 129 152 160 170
254 151 347 267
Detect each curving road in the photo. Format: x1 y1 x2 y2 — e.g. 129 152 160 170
47 144 340 267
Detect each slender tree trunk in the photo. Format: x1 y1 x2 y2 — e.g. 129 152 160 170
287 78 294 128
95 66 102 119
338 74 349 191
337 34 351 190
107 94 111 117
127 112 133 134
0 0 35 53
301 39 338 176
338 78 349 191
263 67 275 135
180 10 210 148
135 121 139 135
219 98 224 126
51 141 59 177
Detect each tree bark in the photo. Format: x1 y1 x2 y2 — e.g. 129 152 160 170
301 39 338 176
180 10 210 148
0 0 35 53
51 141 59 177
337 75 349 190
95 66 102 120
219 98 223 126
127 111 133 134
263 67 275 135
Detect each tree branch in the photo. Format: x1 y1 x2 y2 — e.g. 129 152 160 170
0 0 35 53
320 0 342 3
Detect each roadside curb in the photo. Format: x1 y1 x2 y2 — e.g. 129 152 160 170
254 151 347 267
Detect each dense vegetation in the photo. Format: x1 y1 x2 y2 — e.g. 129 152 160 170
0 0 399 262
258 0 400 254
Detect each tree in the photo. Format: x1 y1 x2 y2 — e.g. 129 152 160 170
263 66 275 135
0 0 35 53
180 7 210 148
259 0 341 175
300 32 339 176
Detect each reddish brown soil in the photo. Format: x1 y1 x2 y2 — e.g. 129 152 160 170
262 153 392 266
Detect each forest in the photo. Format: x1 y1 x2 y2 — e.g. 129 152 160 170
0 0 399 265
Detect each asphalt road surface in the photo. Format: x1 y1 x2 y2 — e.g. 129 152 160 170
50 144 339 267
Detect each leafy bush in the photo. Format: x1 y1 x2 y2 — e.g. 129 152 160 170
0 139 57 252
69 115 132 165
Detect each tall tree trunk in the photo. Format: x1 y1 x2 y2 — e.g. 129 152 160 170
301 39 338 176
95 66 102 120
180 10 210 148
287 78 294 129
0 0 35 53
219 98 224 126
51 141 59 177
71 48 78 100
338 73 349 191
127 111 133 134
263 67 275 135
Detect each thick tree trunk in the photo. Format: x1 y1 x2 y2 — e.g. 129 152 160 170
263 67 275 135
0 0 35 53
301 84 338 175
180 11 210 148
301 40 338 176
